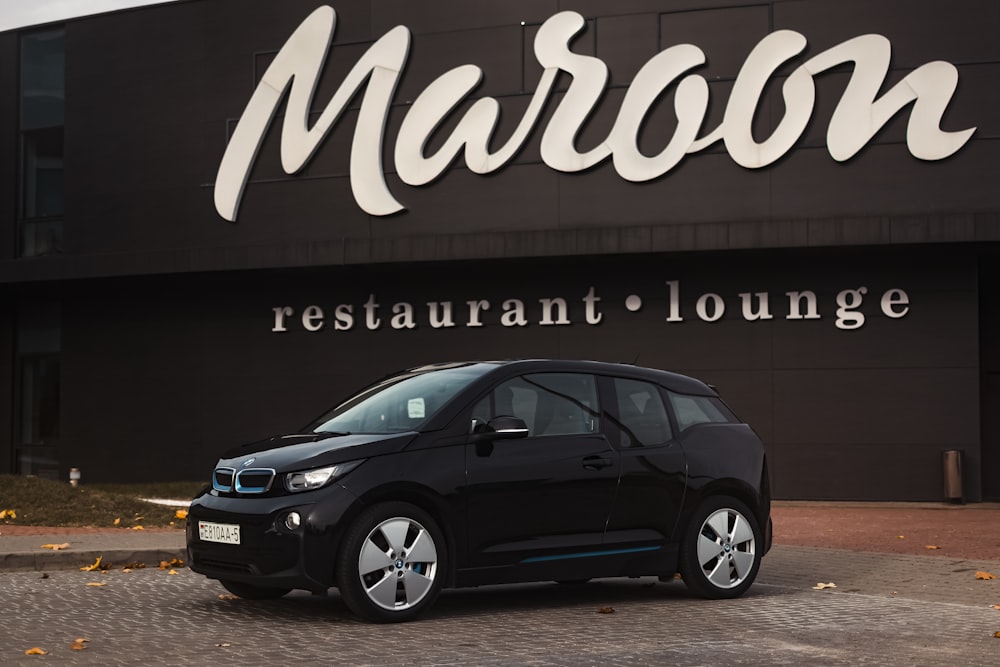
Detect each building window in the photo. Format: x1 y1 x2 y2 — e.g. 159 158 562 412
19 29 65 257
14 302 61 478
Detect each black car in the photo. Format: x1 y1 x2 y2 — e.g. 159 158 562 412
187 360 772 622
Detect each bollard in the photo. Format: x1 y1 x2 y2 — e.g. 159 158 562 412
942 450 963 504
69 468 81 487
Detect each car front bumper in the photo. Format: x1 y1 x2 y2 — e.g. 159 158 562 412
186 484 360 593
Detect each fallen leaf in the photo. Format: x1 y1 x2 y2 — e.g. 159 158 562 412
122 568 132 574
85 582 107 587
168 569 178 575
69 642 88 651
131 525 144 531
991 605 1000 611
216 643 232 648
977 571 997 581
995 631 1000 639
597 607 615 614
175 509 189 520
813 582 837 590
122 561 145 569
0 509 16 520
159 558 185 570
925 545 940 550
40 543 70 551
896 535 905 539
80 556 103 572
113 517 121 526
218 594 239 601
73 638 89 644
24 647 47 655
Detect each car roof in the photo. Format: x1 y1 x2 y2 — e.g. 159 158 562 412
406 359 718 397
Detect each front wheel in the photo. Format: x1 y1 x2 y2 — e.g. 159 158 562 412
336 502 447 623
679 496 761 599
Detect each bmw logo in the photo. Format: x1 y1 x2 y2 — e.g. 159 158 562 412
242 458 256 467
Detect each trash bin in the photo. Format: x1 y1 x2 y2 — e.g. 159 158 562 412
942 449 964 504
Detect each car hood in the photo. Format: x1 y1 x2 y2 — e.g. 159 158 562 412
217 432 418 473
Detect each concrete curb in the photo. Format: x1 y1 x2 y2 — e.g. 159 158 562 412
0 548 187 573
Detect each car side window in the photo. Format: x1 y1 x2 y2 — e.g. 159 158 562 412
669 393 732 431
490 373 599 437
612 378 672 446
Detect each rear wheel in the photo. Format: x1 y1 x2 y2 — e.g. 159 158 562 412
336 502 446 623
219 580 291 600
679 496 761 599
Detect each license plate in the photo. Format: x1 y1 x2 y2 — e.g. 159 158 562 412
199 521 241 545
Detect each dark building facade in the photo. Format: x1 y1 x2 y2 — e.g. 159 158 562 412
1 0 998 501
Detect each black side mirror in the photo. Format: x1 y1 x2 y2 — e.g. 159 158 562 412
475 415 529 440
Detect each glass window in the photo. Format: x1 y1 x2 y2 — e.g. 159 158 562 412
613 378 672 446
16 355 61 445
21 30 65 130
670 393 732 431
14 302 61 477
490 373 599 437
19 29 65 257
310 363 494 435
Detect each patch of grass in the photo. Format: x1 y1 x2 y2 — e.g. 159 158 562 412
0 475 199 528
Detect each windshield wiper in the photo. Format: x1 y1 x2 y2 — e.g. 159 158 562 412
314 430 351 436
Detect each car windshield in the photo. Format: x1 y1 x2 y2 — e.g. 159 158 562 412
310 363 495 434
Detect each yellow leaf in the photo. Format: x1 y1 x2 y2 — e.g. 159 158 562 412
168 569 178 575
85 582 107 587
597 607 615 614
896 535 905 539
813 582 837 590
131 525 144 531
74 638 89 644
976 571 997 581
0 509 16 520
24 647 47 655
991 605 1000 611
80 556 103 572
122 568 132 574
175 509 189 520
159 558 185 570
925 545 940 550
40 543 70 551
113 517 121 526
70 642 88 651
218 594 239 601
995 631 1000 639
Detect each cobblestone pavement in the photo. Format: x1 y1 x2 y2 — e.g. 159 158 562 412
1 545 998 666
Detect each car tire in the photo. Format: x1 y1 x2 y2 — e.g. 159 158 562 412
336 502 447 623
219 580 291 600
679 495 761 599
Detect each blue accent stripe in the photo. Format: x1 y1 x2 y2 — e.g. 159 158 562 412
521 545 661 564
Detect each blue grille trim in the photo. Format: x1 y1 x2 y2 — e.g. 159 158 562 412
234 468 276 494
212 467 235 493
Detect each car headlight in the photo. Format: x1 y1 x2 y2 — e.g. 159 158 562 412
284 461 360 493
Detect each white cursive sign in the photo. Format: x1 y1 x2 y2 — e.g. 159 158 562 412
215 6 975 220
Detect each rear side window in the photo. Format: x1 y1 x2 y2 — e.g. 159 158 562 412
669 393 735 431
613 377 672 446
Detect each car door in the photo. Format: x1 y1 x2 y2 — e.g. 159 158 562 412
600 375 687 549
463 372 620 569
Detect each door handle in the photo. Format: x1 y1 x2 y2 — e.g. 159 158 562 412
582 456 614 470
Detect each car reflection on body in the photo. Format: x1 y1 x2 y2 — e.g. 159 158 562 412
187 360 772 622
